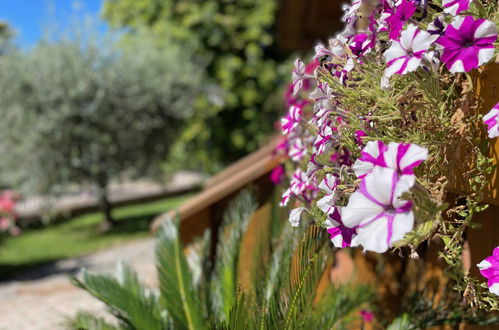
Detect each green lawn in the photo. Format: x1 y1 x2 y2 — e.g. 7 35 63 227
0 194 192 279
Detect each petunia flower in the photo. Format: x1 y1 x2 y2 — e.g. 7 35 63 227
477 246 499 296
270 165 285 185
317 174 338 214
437 16 497 73
483 102 499 139
384 24 433 77
289 138 307 161
353 140 428 180
314 123 334 155
342 166 415 253
442 0 472 16
289 207 306 227
386 0 417 40
281 105 302 135
292 59 305 95
349 33 374 59
325 207 359 248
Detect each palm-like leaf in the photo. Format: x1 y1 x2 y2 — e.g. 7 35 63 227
72 262 167 330
210 190 257 321
66 311 120 330
155 218 205 330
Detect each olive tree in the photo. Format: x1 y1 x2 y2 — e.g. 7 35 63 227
0 34 205 229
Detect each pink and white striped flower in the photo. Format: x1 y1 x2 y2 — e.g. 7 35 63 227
349 33 374 59
281 105 302 135
342 166 415 253
314 124 334 155
292 59 306 95
442 0 472 16
317 174 338 214
477 246 499 296
483 102 499 139
325 208 360 248
289 139 307 161
353 141 428 180
437 16 497 73
384 24 433 77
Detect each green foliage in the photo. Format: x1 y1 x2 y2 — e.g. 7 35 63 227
66 311 119 330
73 262 169 330
210 190 257 321
70 191 374 329
0 31 204 196
102 0 289 169
156 219 204 329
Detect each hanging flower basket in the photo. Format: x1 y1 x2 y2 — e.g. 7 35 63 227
277 0 499 311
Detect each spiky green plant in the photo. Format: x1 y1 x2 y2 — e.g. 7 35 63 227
69 191 374 329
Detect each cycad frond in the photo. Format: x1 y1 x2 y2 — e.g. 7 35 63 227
211 190 257 321
65 311 120 330
72 262 167 330
155 218 205 330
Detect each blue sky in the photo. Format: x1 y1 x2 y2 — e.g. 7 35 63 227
0 0 106 48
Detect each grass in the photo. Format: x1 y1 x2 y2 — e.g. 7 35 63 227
0 194 192 280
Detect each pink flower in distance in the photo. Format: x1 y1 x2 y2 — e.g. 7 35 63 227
384 24 433 77
442 0 472 16
437 16 497 73
477 247 499 296
483 102 499 139
342 166 415 253
360 310 374 323
386 0 417 40
270 165 285 185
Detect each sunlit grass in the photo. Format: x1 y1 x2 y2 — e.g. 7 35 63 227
0 194 192 279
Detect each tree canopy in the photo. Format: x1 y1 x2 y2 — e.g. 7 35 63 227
0 33 204 223
103 0 289 169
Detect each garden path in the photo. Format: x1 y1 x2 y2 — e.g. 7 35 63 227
0 237 156 330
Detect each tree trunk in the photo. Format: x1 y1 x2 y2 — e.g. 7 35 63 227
98 186 116 232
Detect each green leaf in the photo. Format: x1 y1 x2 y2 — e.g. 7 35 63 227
210 190 257 322
156 218 205 330
66 311 120 330
72 263 167 330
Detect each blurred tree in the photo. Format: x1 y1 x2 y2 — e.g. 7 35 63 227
103 0 289 171
0 21 15 55
0 34 205 230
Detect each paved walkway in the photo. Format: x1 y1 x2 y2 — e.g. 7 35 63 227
0 238 157 330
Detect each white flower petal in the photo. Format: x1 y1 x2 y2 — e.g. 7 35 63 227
362 167 395 206
342 190 384 228
389 212 414 244
478 47 494 67
404 57 422 74
392 175 415 208
384 43 406 62
353 159 373 178
474 19 498 39
490 283 499 296
356 215 390 253
289 207 306 227
477 259 492 270
385 58 405 77
449 59 465 73
317 195 336 214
